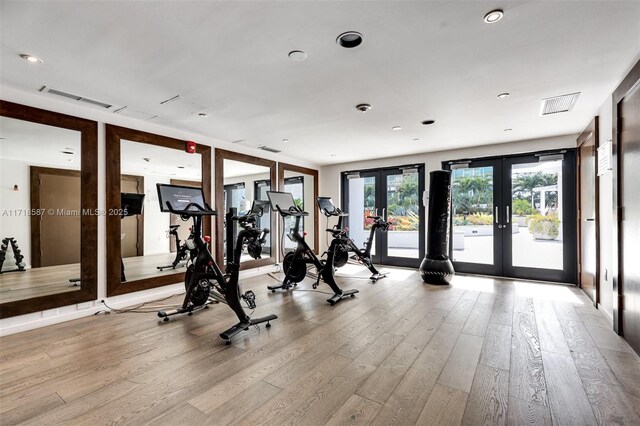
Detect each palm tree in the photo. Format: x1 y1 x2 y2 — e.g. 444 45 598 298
513 172 548 205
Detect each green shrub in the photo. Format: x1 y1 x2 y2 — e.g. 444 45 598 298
528 213 560 239
512 199 537 216
466 213 494 225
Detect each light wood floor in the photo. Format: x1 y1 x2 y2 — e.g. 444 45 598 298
1 267 639 425
0 263 80 304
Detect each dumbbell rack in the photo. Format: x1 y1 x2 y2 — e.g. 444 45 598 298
0 237 27 274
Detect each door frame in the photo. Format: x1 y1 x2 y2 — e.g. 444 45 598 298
341 164 426 268
577 117 600 306
612 58 640 336
121 174 144 257
443 158 503 277
30 166 81 268
443 148 578 284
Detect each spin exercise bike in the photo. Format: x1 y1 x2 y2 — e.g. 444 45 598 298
157 224 195 271
156 184 277 344
266 191 359 305
317 197 390 282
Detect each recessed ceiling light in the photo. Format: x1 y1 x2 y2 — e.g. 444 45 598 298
392 126 403 131
197 112 208 118
504 128 513 132
421 120 436 126
330 154 336 157
178 166 185 169
337 31 363 48
356 103 372 113
413 138 420 142
61 150 74 155
143 157 152 162
282 138 289 143
20 54 43 64
484 9 504 23
288 50 307 61
497 92 510 99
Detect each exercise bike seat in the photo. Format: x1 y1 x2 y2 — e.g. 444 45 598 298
169 225 180 230
367 215 382 220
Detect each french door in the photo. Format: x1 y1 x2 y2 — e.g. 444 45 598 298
444 150 577 283
341 165 425 268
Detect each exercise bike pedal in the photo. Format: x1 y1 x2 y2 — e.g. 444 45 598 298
242 290 257 309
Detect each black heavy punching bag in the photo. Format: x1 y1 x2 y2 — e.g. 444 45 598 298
420 170 455 285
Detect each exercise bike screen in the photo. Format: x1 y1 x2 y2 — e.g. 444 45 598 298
317 197 337 214
266 191 295 211
251 199 270 215
157 184 206 212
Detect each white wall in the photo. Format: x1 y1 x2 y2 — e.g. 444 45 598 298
0 158 82 269
0 159 31 268
141 174 171 255
319 134 577 254
596 97 614 321
0 86 319 336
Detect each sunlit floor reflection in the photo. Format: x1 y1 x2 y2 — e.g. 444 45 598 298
334 262 414 280
442 273 585 305
448 274 496 294
512 280 583 304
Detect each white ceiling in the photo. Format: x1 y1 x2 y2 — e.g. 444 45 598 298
1 1 639 166
121 139 201 180
0 116 81 169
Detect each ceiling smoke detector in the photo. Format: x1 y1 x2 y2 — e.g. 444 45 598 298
356 103 372 113
288 50 307 61
392 126 403 131
540 92 581 115
337 31 363 48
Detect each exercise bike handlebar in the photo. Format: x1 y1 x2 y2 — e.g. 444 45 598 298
321 207 348 217
275 204 308 218
164 201 218 217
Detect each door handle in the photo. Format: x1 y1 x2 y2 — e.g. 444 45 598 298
506 206 510 224
495 206 499 224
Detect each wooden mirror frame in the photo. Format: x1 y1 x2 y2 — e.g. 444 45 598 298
278 162 319 254
214 148 277 269
0 100 98 318
106 124 211 296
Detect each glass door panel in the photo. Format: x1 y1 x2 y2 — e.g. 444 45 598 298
346 174 378 258
283 176 304 250
451 165 496 266
254 179 271 254
385 170 420 259
510 160 563 270
343 165 425 268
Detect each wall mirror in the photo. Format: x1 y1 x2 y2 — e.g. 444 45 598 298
278 163 319 254
214 149 276 269
106 125 211 296
0 101 97 318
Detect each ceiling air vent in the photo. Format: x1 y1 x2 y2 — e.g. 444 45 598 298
540 92 580 115
39 86 112 109
258 146 281 153
113 106 158 120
